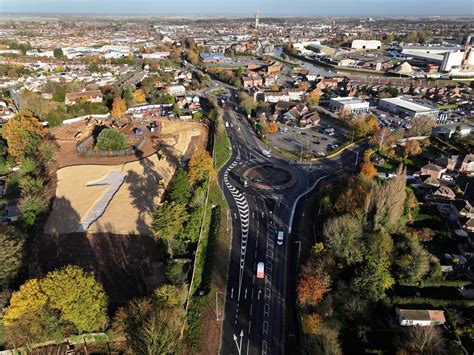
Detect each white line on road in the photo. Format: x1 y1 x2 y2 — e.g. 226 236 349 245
248 321 251 334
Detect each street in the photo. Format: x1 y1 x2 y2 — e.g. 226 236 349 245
218 90 367 355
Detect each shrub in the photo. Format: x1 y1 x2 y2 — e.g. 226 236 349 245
96 128 126 151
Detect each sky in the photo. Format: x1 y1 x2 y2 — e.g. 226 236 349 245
0 0 473 16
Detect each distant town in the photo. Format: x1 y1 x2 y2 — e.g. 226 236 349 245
0 13 472 355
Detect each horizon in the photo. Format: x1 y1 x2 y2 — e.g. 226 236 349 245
0 0 473 17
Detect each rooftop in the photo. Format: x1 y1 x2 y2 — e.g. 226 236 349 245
379 96 438 113
330 96 367 105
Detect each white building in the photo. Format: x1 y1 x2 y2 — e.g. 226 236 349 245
396 308 446 327
351 40 381 50
329 97 369 115
378 96 439 118
142 52 170 60
441 51 467 72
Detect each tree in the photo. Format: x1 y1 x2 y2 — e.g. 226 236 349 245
0 225 25 290
40 265 108 333
403 326 445 354
112 298 182 355
20 91 50 118
306 91 320 106
238 92 255 116
323 214 364 266
302 328 342 355
19 192 48 230
53 48 63 58
189 185 206 209
267 122 279 134
369 127 394 152
301 313 323 335
153 285 180 308
4 266 108 335
366 166 407 231
2 110 45 161
169 168 191 205
188 148 215 185
404 140 422 157
111 96 127 119
133 89 146 104
360 162 377 179
297 263 331 308
96 128 127 151
408 115 437 137
152 201 189 255
393 233 430 283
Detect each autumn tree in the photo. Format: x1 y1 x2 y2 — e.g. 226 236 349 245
302 327 342 355
267 122 279 134
301 313 323 335
133 89 146 104
153 284 181 308
360 162 377 179
238 92 255 116
305 90 320 106
112 298 183 355
404 139 422 158
19 91 51 118
111 96 127 119
0 225 25 290
297 262 331 309
2 110 46 161
4 266 108 339
188 148 215 185
407 115 437 137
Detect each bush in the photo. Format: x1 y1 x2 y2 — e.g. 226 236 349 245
391 296 474 307
96 128 126 151
166 263 187 286
5 175 20 198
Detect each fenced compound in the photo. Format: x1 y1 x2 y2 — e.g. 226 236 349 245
76 134 146 157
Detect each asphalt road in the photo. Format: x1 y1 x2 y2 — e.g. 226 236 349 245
218 90 368 355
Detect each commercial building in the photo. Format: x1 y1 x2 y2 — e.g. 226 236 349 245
378 96 439 118
200 52 228 64
351 40 381 50
329 97 369 115
441 51 466 71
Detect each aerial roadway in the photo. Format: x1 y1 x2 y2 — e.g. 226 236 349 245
218 89 367 355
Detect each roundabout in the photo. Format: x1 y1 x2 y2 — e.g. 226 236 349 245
242 164 297 190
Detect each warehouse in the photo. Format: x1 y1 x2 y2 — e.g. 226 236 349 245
378 96 439 118
351 40 381 50
329 97 369 115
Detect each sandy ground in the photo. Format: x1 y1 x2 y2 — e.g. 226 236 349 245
45 154 174 235
46 119 207 236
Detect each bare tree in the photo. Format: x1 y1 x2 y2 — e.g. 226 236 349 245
369 127 395 152
408 115 437 137
404 326 445 354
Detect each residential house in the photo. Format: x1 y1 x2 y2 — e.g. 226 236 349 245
65 90 103 106
299 112 321 128
396 308 446 327
242 76 263 88
460 154 474 174
433 186 456 200
283 104 308 123
166 85 186 97
434 156 459 171
452 200 474 219
419 164 446 180
462 218 474 232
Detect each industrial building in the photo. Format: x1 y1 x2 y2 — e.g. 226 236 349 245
329 97 369 115
378 96 439 118
351 40 381 50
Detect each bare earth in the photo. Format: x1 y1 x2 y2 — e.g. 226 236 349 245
46 119 207 236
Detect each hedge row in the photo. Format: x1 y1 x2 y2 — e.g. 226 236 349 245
391 296 474 307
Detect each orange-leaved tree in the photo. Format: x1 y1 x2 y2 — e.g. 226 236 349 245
297 264 331 308
360 162 377 179
111 96 127 120
268 123 279 134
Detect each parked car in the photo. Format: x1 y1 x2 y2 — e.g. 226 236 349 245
441 174 454 182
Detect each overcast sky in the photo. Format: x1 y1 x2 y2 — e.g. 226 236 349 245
0 0 473 16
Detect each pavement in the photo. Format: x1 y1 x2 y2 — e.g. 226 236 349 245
218 90 368 355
